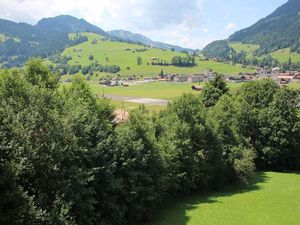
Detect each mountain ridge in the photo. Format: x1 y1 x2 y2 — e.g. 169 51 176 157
0 15 191 68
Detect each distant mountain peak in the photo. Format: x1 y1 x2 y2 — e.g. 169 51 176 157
108 29 193 52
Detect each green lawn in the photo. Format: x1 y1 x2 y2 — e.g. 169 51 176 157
91 81 196 99
145 172 300 225
90 81 245 100
61 33 254 76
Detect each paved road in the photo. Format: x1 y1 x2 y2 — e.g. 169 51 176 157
102 94 169 106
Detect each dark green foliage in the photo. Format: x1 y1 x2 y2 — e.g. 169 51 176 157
1 59 299 225
171 55 196 67
235 79 300 170
0 15 107 68
229 0 300 54
203 40 233 60
201 74 229 107
157 94 225 192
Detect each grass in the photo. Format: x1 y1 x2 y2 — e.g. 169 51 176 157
91 81 245 99
144 172 300 225
229 42 260 56
0 34 6 42
90 81 197 99
229 42 300 64
269 48 300 63
61 33 254 76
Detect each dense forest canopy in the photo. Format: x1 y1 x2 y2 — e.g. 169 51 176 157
1 59 299 225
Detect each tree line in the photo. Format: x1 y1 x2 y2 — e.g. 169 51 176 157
1 59 299 225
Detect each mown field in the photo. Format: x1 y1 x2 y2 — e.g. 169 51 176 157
61 33 254 76
144 172 300 225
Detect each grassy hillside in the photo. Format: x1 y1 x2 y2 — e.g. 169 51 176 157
61 33 254 76
230 42 300 63
229 42 260 55
145 172 300 225
269 48 300 63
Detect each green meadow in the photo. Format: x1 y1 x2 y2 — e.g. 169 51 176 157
229 42 260 55
269 48 300 63
144 172 300 225
61 33 254 76
229 42 300 63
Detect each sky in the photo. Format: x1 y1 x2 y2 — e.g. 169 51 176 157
0 0 288 49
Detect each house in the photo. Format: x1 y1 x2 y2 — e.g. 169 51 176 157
228 76 246 83
113 109 129 124
174 75 188 82
99 79 111 86
188 74 204 83
277 73 294 84
191 85 203 91
293 73 300 80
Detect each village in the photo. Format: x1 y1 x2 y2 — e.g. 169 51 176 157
99 67 300 89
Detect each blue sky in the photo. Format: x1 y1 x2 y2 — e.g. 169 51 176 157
0 0 288 48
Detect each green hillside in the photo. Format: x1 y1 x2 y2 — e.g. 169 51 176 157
229 42 300 64
229 42 260 55
60 33 254 76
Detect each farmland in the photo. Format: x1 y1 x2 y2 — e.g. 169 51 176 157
60 33 254 76
145 172 300 225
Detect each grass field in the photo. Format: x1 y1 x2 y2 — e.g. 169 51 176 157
89 81 246 99
145 172 300 225
61 33 254 76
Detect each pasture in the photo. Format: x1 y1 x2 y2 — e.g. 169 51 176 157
229 42 260 56
229 42 300 64
62 33 254 76
145 172 300 225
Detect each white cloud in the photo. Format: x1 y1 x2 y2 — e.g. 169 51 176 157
0 0 209 48
225 22 237 30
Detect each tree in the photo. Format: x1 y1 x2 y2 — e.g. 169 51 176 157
159 69 164 78
201 74 229 107
137 56 142 65
89 54 94 61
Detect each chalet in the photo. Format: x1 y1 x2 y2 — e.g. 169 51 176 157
228 76 246 83
191 85 203 91
174 75 188 82
99 79 111 86
113 109 129 124
188 74 204 83
277 73 294 84
293 73 300 80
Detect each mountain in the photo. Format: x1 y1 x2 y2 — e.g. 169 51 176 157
0 15 193 68
36 15 108 36
108 29 193 52
229 0 300 54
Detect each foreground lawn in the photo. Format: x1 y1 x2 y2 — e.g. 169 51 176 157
145 172 300 225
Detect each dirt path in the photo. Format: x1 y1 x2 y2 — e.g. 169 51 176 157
103 94 169 106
